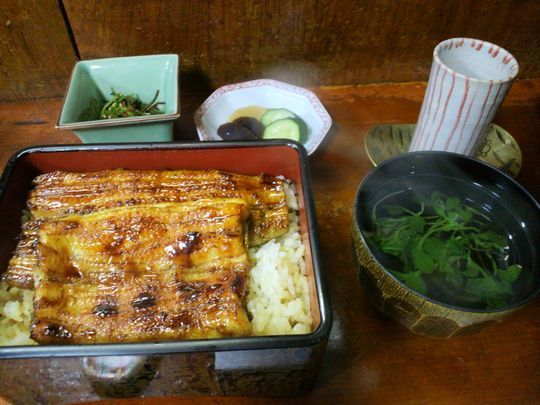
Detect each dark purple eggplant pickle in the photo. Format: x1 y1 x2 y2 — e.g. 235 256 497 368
233 117 265 139
217 122 258 140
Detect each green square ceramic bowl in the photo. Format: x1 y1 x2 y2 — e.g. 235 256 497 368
56 54 179 143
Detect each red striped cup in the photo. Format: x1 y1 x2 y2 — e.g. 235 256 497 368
409 38 518 156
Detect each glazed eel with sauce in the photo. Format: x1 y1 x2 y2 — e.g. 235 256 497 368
2 169 291 344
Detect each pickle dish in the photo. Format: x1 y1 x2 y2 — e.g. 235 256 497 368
194 79 332 155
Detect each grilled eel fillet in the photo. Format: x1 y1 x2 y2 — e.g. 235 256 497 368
4 169 289 289
31 200 252 344
28 169 289 245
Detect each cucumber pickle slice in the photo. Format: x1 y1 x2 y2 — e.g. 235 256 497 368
263 119 301 141
260 108 296 127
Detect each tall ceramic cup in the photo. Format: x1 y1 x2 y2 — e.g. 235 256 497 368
409 38 518 155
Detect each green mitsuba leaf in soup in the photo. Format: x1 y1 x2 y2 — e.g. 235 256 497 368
370 192 525 309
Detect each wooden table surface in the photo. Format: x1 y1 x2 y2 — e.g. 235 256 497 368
0 80 539 404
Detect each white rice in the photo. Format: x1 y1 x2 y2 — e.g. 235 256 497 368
0 282 36 346
0 181 312 344
247 211 312 335
246 182 312 335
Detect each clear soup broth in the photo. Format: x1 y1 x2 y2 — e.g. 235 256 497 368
367 174 533 310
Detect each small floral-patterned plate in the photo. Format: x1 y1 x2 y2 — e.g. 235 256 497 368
194 79 332 155
365 123 522 177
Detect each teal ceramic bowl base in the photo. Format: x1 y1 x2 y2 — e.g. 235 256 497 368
74 122 174 143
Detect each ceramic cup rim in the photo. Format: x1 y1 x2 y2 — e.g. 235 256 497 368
433 37 519 84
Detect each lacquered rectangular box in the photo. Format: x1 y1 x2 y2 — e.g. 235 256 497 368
0 141 331 403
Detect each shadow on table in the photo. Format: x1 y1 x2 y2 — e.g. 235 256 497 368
174 68 215 141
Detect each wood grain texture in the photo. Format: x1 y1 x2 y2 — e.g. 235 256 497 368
0 79 539 403
63 0 540 90
0 0 77 102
